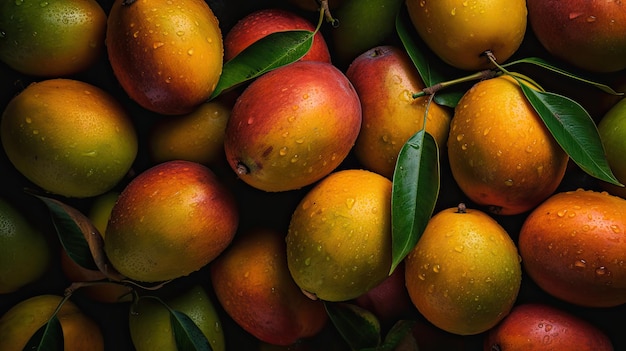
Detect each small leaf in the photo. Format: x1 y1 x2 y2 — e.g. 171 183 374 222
394 8 465 108
361 320 418 351
24 315 63 351
518 84 623 186
170 310 213 351
33 194 125 281
209 30 314 99
390 130 440 273
324 302 381 350
504 57 624 95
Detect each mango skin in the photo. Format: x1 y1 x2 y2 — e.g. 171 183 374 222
405 0 527 71
210 228 328 346
346 45 451 179
224 60 361 192
484 303 614 351
104 160 239 283
0 0 106 76
106 0 223 115
527 0 626 73
519 189 626 307
224 8 331 63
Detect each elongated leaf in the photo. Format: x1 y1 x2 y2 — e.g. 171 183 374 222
324 302 381 350
24 315 63 351
504 57 624 95
209 30 314 99
35 195 98 271
390 130 440 274
394 8 465 108
170 310 212 351
32 195 125 280
518 84 622 186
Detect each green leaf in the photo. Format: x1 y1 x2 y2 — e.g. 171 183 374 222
390 130 440 274
394 8 465 108
361 320 418 351
170 309 213 351
518 84 623 186
24 315 63 351
209 30 314 99
34 195 98 270
324 302 381 350
504 57 625 95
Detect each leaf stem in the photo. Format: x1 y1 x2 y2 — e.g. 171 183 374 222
412 68 499 99
485 51 546 92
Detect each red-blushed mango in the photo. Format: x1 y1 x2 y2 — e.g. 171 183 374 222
210 227 328 346
519 189 626 307
224 8 331 63
346 45 451 179
527 0 626 73
484 303 614 351
104 160 238 283
224 60 361 192
106 0 223 115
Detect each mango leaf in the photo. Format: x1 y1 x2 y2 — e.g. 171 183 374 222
34 195 98 271
324 302 381 350
390 130 440 274
170 310 212 351
504 57 625 95
24 315 63 351
395 8 465 108
362 320 418 351
32 194 125 280
518 84 623 186
208 30 314 99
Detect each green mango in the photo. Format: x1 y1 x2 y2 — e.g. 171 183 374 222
330 0 404 66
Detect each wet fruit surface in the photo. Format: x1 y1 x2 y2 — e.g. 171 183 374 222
405 205 522 335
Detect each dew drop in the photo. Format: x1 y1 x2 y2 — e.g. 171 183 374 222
504 179 514 186
345 198 355 209
456 133 464 141
247 117 254 125
39 1 48 7
418 273 426 280
304 257 311 266
25 117 32 124
595 266 607 276
279 147 288 156
450 7 456 15
574 259 587 269
153 41 164 49
432 264 440 273
586 15 597 22
569 12 583 19
454 245 464 253
610 224 620 233
187 48 194 55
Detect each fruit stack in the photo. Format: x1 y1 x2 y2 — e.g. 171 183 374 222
1 0 626 350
